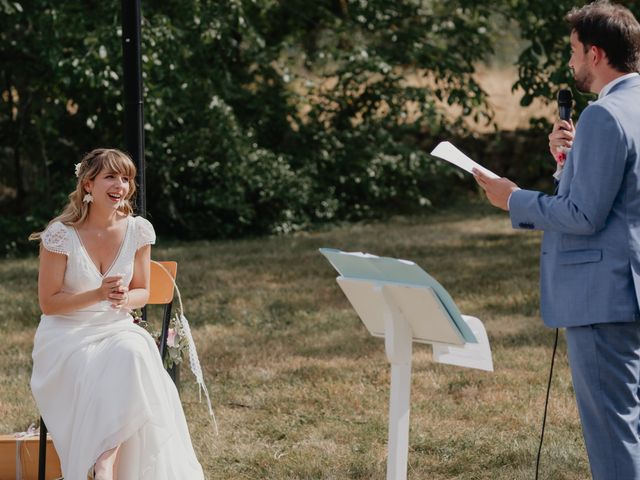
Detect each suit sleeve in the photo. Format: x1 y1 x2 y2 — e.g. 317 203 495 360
509 104 627 234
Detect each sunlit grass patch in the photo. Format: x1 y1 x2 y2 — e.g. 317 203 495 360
0 203 589 478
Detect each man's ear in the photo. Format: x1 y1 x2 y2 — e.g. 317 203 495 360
591 45 608 66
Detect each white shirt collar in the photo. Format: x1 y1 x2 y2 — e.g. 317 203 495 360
598 72 639 99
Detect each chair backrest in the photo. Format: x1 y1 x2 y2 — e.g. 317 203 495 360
148 261 178 305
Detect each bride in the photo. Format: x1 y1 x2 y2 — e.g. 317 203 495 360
29 148 204 480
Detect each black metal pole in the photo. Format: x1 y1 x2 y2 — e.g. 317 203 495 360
121 0 146 217
121 0 148 323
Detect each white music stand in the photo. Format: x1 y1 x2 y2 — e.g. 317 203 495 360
320 248 493 480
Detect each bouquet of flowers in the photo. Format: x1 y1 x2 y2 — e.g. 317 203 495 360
132 311 189 369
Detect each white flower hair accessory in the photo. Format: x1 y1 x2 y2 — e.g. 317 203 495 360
74 162 82 177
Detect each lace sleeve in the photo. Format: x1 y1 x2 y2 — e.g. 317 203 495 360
41 221 70 256
135 216 156 250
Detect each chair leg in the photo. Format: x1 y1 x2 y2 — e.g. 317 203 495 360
38 417 47 480
168 361 180 384
158 301 173 362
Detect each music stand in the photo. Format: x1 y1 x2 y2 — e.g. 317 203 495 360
320 248 493 480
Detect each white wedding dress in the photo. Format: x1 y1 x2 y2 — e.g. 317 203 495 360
31 216 205 480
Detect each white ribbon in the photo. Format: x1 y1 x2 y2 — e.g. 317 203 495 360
151 261 219 435
13 423 39 439
14 424 39 480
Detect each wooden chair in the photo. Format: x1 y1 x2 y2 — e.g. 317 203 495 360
149 260 179 377
38 260 179 480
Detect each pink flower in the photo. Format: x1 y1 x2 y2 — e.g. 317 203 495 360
167 328 177 347
555 151 567 166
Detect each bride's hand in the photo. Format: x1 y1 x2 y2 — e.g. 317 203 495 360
108 284 129 309
96 275 124 302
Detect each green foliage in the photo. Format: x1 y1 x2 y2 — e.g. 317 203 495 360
2 0 497 248
509 0 640 113
5 0 638 251
136 0 496 236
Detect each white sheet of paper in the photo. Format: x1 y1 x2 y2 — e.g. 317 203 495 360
431 141 499 179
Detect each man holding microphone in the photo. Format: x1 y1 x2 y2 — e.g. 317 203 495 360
474 1 640 478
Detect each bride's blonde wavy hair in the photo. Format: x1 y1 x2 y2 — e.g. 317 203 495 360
29 148 137 241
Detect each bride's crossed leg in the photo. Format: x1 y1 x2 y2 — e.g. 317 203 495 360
94 445 121 480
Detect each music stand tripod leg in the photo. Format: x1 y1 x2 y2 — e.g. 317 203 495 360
381 286 413 480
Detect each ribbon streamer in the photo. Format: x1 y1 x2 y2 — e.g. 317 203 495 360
151 261 219 435
14 424 39 480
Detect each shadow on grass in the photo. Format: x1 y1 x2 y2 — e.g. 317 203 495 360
491 322 559 349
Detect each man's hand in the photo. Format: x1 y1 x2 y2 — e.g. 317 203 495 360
548 119 575 164
473 169 519 211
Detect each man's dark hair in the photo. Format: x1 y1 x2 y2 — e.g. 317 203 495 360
567 0 640 73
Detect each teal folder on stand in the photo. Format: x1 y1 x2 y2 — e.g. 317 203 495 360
320 248 477 344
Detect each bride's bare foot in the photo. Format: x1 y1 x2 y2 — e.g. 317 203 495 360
94 445 120 480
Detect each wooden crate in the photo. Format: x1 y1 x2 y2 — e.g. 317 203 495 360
0 434 62 480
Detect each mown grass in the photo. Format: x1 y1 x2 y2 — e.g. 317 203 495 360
0 202 589 479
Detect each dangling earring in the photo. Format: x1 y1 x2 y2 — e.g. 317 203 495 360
83 192 94 204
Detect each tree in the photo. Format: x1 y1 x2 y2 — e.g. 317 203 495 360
7 0 633 253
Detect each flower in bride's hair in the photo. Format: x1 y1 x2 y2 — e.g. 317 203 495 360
74 162 82 177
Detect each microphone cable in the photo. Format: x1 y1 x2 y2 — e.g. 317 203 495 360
535 328 559 480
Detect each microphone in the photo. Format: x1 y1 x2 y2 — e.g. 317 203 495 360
557 88 573 122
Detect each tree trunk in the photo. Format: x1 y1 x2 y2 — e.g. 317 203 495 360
14 88 33 211
35 120 51 202
5 71 25 210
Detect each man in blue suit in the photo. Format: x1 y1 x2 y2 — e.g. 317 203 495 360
474 1 640 478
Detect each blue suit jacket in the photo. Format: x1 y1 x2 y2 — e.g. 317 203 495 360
509 75 640 328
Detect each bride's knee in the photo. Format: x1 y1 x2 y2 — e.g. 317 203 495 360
111 333 149 360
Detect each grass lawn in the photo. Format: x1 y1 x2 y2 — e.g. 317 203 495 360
0 202 589 479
